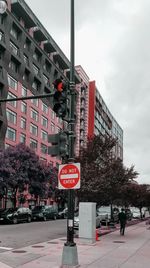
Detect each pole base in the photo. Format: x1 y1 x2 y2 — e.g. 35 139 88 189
61 244 79 267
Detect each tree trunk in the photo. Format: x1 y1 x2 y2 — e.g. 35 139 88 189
110 202 113 221
13 188 17 208
4 188 8 209
139 207 142 219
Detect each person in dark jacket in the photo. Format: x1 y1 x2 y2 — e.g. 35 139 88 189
118 208 127 235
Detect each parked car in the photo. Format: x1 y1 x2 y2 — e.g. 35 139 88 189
32 205 58 221
96 206 119 224
58 208 68 219
125 208 133 221
74 211 101 229
0 207 32 224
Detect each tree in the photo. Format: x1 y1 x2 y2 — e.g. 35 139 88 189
1 144 50 207
76 134 138 214
100 159 138 219
121 183 149 217
76 134 117 202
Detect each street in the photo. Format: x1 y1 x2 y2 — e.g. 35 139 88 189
0 221 149 267
0 219 67 250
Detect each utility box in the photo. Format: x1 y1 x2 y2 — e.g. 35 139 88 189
79 202 96 244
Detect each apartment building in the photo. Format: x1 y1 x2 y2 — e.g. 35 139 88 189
0 0 80 167
75 65 89 155
88 81 123 160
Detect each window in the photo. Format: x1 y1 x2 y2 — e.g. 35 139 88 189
51 122 55 132
20 133 26 144
30 138 38 150
0 31 3 41
8 75 17 90
7 92 17 107
31 109 38 122
51 111 55 120
56 126 60 133
41 144 47 154
21 101 27 114
6 127 16 141
5 144 11 149
41 116 48 128
6 109 17 124
33 64 39 76
30 123 38 136
22 86 27 97
32 80 40 91
58 117 62 124
9 59 18 73
10 41 18 55
33 51 39 61
20 117 26 129
23 54 29 65
40 157 47 163
10 26 18 39
43 75 49 85
24 38 31 50
31 97 39 107
42 103 48 114
44 60 51 73
23 70 29 82
41 130 48 141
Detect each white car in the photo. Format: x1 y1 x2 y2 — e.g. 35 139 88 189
132 211 141 219
74 212 101 229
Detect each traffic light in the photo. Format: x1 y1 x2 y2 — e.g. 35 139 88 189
48 131 68 158
52 79 68 119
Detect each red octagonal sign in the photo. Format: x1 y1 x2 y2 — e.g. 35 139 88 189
58 163 80 190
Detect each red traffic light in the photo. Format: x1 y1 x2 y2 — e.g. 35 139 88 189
53 79 64 92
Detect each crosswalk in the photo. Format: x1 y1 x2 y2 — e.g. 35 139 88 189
0 246 13 251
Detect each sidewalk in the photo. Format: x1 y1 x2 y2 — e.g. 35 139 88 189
0 221 150 268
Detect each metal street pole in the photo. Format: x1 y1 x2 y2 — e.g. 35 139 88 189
61 0 79 266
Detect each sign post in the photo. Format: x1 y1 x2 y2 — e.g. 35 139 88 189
58 163 80 190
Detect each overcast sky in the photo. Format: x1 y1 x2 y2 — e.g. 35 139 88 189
26 0 150 184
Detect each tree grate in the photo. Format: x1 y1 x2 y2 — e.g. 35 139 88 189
12 250 27 253
32 245 45 248
113 241 125 243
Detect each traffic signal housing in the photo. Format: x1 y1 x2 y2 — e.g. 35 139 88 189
48 131 68 158
52 79 69 119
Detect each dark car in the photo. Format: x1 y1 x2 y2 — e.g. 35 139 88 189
32 205 58 221
0 207 32 224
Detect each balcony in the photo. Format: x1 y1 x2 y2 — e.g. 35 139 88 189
53 53 69 70
80 102 85 110
11 0 37 29
80 124 85 130
43 40 56 53
33 27 47 42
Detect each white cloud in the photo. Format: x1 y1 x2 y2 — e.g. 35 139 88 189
26 0 150 184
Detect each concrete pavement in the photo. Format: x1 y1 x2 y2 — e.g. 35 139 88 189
0 221 150 267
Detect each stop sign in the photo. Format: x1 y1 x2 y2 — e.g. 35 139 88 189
58 163 80 190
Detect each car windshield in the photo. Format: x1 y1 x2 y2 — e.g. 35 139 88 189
97 207 110 213
3 208 16 213
32 206 45 212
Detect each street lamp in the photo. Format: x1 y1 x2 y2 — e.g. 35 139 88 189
0 0 7 14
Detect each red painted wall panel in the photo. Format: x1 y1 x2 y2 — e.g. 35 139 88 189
88 81 96 138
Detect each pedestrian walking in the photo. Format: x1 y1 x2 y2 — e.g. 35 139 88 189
119 208 127 235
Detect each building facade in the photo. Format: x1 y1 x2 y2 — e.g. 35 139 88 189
75 65 89 155
88 81 123 160
0 0 80 167
0 0 123 208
